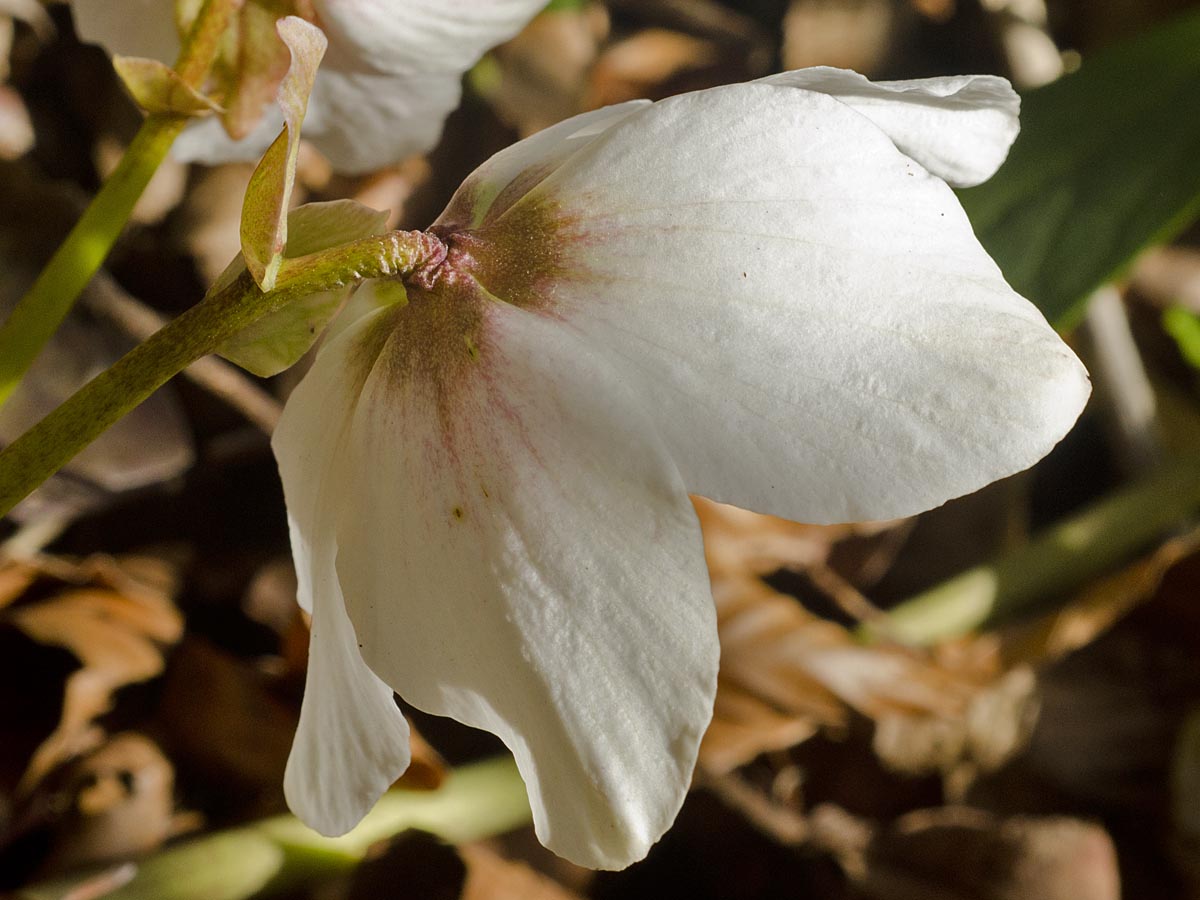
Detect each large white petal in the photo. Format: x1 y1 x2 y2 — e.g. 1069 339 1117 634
438 100 651 229
272 314 412 835
332 288 718 869
762 67 1019 187
312 0 546 75
491 82 1087 525
70 0 180 62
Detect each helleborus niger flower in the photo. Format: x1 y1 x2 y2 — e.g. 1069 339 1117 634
272 68 1090 870
69 0 545 173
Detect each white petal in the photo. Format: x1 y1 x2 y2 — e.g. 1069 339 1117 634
761 67 1019 187
173 106 281 166
500 82 1088 525
272 314 412 834
438 100 652 228
172 65 458 174
301 67 460 174
312 0 546 75
70 0 180 62
331 290 718 869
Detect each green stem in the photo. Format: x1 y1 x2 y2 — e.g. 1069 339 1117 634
17 756 532 900
0 0 239 409
871 451 1200 645
0 230 440 517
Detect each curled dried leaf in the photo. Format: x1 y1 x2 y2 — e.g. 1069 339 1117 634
7 556 183 792
694 496 899 582
46 733 182 871
703 578 974 774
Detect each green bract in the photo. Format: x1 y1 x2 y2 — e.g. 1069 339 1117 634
217 201 390 377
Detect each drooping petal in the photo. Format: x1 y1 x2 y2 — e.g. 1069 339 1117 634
480 82 1087 526
272 313 411 834
761 67 1020 187
71 0 180 63
329 285 718 869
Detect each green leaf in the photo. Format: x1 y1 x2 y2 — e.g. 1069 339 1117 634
958 9 1200 330
218 200 389 377
1164 306 1200 370
112 56 222 116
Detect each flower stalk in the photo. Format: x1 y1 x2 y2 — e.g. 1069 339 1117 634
0 0 240 409
871 450 1200 644
0 229 441 517
16 756 532 900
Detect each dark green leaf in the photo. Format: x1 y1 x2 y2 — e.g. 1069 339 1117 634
958 9 1200 330
1163 306 1200 369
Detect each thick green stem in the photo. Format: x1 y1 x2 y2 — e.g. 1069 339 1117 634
0 0 239 409
17 756 532 900
871 451 1200 645
0 230 440 517
0 116 184 407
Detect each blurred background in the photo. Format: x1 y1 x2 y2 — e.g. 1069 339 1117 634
2 0 1200 897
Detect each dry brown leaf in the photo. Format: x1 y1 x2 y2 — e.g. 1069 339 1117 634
6 556 183 792
0 15 10 84
156 638 300 798
857 808 1120 900
0 556 38 610
585 29 722 107
703 682 821 775
909 0 956 21
0 83 32 160
349 832 584 900
1001 527 1200 667
872 532 1200 789
159 637 446 805
174 163 256 285
349 156 433 230
461 843 585 900
872 666 1039 784
697 497 852 580
45 733 185 871
703 577 977 774
606 0 763 42
694 496 901 582
488 4 609 137
782 0 896 74
1132 245 1200 312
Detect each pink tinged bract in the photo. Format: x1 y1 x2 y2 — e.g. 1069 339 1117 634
273 69 1090 869
68 0 548 174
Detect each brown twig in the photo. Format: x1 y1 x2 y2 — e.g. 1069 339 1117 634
694 766 811 846
84 276 282 434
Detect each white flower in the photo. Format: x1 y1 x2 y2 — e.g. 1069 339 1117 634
274 68 1089 869
69 0 546 173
